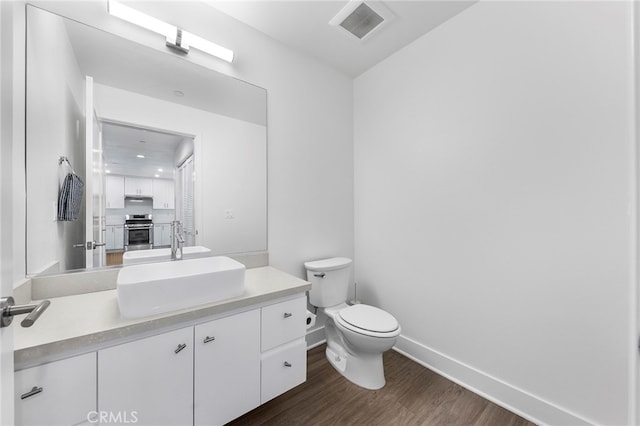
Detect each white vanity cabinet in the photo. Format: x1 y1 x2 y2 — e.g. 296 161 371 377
105 175 125 209
98 326 194 426
124 177 153 197
194 309 261 425
260 296 307 403
14 353 96 426
15 291 309 425
152 179 175 209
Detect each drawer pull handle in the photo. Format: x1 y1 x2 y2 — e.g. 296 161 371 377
283 312 293 318
284 361 292 367
203 336 216 344
21 386 43 400
174 343 187 354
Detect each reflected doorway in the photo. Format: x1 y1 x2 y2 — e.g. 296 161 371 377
101 121 195 266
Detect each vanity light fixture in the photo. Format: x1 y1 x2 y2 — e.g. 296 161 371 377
107 0 234 63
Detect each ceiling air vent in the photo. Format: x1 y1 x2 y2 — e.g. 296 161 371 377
329 1 393 42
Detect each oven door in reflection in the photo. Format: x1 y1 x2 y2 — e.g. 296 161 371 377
124 227 153 251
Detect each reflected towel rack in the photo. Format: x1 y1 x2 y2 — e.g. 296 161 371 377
58 156 76 175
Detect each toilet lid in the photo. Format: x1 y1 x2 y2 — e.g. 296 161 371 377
338 304 399 333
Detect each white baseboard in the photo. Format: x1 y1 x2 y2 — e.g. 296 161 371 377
394 335 593 426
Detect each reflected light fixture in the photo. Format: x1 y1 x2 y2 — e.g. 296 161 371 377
107 0 234 63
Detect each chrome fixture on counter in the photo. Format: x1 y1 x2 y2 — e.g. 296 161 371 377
171 220 185 260
0 296 51 328
124 214 153 251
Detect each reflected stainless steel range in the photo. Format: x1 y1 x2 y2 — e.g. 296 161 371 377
124 214 153 251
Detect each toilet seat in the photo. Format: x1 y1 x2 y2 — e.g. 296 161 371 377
336 304 400 338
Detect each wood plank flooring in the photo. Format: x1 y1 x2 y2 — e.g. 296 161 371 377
106 251 123 266
229 344 535 426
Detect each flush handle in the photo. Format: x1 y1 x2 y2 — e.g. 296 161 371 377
283 312 293 318
283 361 292 368
314 273 326 278
21 386 43 400
174 343 187 354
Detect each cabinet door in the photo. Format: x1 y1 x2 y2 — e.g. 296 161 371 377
124 177 153 197
98 327 193 426
161 224 172 246
261 338 306 404
124 177 140 196
153 224 162 247
105 175 124 209
139 178 153 197
194 310 260 426
105 226 115 250
261 296 307 351
153 179 175 209
114 225 124 250
15 353 96 426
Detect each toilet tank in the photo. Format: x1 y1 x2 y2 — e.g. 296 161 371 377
304 257 352 307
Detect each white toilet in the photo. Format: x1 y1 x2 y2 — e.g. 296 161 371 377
304 257 401 390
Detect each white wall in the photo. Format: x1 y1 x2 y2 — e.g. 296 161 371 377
354 2 635 425
0 2 17 423
25 7 86 275
21 1 354 279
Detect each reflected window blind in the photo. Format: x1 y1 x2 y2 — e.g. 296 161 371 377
178 156 195 246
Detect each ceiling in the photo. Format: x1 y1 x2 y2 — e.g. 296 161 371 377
64 16 267 127
206 1 476 77
102 122 186 179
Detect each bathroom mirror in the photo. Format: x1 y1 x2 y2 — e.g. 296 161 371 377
25 5 267 276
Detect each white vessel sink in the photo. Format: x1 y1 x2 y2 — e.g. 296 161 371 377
117 256 245 318
122 246 212 265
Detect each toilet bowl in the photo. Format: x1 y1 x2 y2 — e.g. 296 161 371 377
304 258 401 390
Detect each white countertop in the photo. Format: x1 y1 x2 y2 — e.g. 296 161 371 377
15 266 310 369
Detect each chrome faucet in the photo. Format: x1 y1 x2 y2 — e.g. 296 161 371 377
1 297 50 328
171 220 185 260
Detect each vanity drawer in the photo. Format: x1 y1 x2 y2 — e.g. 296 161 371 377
261 296 307 351
15 353 96 426
260 338 306 404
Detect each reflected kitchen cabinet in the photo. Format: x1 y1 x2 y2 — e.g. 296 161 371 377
106 175 125 209
153 223 172 248
124 177 153 197
153 179 175 209
105 225 124 251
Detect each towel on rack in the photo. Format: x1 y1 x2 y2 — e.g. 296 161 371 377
57 172 84 221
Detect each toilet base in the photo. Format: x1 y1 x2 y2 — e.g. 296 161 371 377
325 345 386 390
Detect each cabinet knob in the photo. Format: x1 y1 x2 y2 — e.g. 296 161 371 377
20 386 43 400
203 336 215 344
174 343 187 354
283 361 292 368
283 312 293 318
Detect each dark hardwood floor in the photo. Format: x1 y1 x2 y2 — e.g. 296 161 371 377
229 345 536 426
